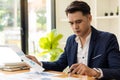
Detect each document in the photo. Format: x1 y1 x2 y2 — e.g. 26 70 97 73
3 71 81 80
9 45 45 73
0 73 8 80
4 71 61 80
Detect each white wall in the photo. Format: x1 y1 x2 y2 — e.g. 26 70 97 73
56 0 74 49
55 0 120 48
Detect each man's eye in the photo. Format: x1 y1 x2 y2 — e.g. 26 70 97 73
69 22 73 25
76 20 82 23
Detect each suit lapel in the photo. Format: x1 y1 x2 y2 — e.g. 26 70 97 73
69 40 78 66
87 27 98 66
72 42 78 63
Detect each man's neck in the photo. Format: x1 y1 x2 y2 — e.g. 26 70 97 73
79 27 91 47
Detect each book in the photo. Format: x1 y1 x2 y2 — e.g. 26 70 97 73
3 62 27 66
2 62 29 71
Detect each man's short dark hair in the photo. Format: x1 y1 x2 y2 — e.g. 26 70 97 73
65 1 91 16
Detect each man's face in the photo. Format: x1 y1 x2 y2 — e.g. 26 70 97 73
67 11 92 38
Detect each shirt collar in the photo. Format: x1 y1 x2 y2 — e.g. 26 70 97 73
75 32 92 44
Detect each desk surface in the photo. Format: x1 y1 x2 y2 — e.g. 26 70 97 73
0 69 29 75
0 69 95 80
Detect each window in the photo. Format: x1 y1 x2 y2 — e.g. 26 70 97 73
28 0 53 56
0 0 21 47
0 0 21 64
0 0 54 64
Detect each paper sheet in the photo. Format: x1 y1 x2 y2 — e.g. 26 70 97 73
4 71 61 80
1 71 82 80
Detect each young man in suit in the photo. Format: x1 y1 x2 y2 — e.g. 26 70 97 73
27 1 120 80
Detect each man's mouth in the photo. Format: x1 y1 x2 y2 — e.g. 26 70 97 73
76 31 81 34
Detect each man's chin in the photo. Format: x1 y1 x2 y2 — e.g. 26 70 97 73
75 34 81 37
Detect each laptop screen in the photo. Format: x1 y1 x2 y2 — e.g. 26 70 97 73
0 46 21 65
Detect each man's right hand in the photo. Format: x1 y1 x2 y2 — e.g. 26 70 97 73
26 55 41 66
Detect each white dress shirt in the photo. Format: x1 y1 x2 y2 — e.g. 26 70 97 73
75 33 91 65
75 32 103 78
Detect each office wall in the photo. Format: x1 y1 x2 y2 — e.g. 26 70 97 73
55 0 120 49
55 0 74 49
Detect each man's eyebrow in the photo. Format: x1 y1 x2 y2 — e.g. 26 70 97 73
68 21 72 23
76 19 83 21
68 19 82 23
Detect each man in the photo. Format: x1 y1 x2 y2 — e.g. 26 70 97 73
27 1 120 80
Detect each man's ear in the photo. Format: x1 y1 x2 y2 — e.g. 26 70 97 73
88 14 92 22
86 14 92 22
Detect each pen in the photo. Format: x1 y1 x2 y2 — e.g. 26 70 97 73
68 67 74 77
68 67 71 77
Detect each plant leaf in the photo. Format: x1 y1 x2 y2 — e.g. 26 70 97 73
52 34 63 49
37 50 50 57
47 29 57 43
39 37 51 49
53 34 63 42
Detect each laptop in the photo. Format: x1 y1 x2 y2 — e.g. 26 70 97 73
0 45 29 71
0 45 22 65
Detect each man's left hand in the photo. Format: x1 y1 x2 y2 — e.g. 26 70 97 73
69 63 100 77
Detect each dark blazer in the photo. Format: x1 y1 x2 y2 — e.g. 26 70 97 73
42 26 120 80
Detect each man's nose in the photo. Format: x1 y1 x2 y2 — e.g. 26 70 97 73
73 23 79 29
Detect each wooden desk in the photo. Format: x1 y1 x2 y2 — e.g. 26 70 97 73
0 69 29 75
0 69 95 80
49 71 95 80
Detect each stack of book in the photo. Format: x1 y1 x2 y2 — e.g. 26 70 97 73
1 62 29 71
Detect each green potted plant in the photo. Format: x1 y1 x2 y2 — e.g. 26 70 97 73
38 29 63 61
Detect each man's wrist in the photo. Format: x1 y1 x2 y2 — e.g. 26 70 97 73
93 68 101 78
39 62 43 66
